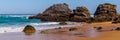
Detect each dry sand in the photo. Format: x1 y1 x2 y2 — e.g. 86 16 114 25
1 22 120 40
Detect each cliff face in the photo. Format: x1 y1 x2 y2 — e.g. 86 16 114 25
94 3 118 22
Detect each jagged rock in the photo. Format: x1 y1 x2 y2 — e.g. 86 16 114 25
70 6 91 22
94 3 118 22
23 25 36 33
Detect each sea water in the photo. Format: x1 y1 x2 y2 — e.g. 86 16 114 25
0 14 59 33
0 14 82 33
0 14 93 33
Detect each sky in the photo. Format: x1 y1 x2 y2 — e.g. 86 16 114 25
0 0 120 14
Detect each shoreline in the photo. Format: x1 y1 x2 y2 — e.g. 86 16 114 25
1 22 120 40
0 22 83 34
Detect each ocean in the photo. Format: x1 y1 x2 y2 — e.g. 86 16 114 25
0 14 81 33
0 14 56 33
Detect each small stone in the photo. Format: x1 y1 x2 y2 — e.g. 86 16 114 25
58 27 62 29
115 27 120 30
69 28 77 31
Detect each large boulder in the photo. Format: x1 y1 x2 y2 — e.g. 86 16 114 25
94 3 118 22
70 6 91 22
23 25 36 33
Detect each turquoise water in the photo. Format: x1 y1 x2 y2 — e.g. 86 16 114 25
0 14 41 27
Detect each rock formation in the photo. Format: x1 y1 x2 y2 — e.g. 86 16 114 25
29 3 120 23
70 6 91 22
94 3 118 22
29 3 91 22
29 3 71 21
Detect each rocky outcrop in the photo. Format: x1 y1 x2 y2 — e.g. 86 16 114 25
29 3 71 21
29 3 91 22
70 6 91 22
94 3 118 22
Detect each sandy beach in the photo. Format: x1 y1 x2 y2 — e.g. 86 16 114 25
0 0 120 40
0 22 120 40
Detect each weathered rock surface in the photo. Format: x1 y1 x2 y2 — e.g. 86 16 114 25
112 15 120 24
94 3 118 22
70 6 91 22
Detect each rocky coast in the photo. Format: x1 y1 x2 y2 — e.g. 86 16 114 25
25 3 120 40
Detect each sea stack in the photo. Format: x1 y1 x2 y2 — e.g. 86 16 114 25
94 3 118 22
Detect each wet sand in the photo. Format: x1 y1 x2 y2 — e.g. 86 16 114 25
1 31 120 40
1 22 120 40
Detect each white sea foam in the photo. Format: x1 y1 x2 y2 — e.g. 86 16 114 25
0 15 31 19
0 26 61 33
0 27 24 33
30 22 59 25
0 22 82 34
0 22 59 33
